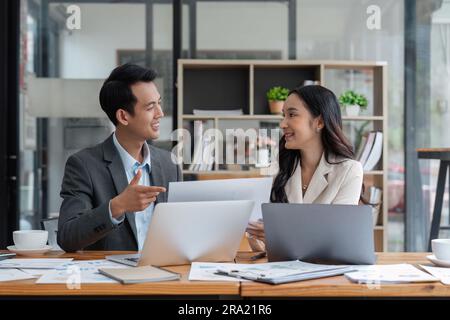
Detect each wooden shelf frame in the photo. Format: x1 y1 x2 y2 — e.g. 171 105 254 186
177 59 388 251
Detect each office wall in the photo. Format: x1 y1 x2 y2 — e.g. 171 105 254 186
58 2 288 79
47 2 288 214
46 4 175 214
297 0 404 161
59 3 143 78
195 2 288 56
42 1 405 228
431 3 450 147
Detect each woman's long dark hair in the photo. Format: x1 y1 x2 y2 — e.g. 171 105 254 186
271 85 361 203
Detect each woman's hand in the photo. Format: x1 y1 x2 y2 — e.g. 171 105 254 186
246 219 267 252
246 220 265 242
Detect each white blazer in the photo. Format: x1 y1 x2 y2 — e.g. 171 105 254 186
284 153 363 205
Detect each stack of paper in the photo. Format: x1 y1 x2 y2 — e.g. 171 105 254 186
0 258 130 284
36 259 130 284
345 264 438 284
420 265 450 285
0 258 73 269
0 269 36 282
0 258 74 283
189 262 249 282
190 261 353 284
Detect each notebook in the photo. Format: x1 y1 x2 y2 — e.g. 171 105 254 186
98 266 181 284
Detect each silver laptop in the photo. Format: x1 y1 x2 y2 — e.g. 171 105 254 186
168 177 272 220
107 200 254 267
262 203 376 265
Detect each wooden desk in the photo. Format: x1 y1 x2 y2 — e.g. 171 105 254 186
1 251 450 298
0 251 239 297
239 252 450 298
417 148 450 160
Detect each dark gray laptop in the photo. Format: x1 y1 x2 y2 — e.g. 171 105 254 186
262 203 376 265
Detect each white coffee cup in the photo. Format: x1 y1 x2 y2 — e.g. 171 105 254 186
13 230 48 250
431 239 450 261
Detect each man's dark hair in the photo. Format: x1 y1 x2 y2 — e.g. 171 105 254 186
99 63 157 125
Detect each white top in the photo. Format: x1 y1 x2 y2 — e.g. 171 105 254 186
284 153 363 205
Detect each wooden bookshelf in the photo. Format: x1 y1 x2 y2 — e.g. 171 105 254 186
177 59 388 251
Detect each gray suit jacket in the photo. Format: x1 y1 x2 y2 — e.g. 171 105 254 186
58 134 182 252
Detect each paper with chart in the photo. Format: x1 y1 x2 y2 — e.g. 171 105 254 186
0 269 36 282
0 258 73 269
36 259 130 284
20 268 57 277
345 264 438 284
189 262 249 282
420 265 450 285
214 260 351 281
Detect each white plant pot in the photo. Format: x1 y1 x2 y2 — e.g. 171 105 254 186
344 104 360 117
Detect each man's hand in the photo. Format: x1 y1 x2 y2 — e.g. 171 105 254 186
110 169 166 219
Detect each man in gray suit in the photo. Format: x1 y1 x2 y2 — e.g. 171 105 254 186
58 64 181 252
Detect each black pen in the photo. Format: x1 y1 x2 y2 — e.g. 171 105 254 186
250 252 267 261
0 253 16 261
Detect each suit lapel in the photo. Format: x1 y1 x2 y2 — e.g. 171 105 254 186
103 134 138 246
303 153 331 203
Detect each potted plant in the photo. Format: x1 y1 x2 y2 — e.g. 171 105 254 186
338 90 368 116
267 86 289 114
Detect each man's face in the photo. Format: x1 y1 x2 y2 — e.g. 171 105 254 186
122 81 164 141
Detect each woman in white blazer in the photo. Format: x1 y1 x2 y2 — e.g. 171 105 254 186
246 85 363 249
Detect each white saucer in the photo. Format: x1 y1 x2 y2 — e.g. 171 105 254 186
7 245 52 256
426 255 450 268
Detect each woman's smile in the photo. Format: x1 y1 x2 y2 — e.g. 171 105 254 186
284 131 295 141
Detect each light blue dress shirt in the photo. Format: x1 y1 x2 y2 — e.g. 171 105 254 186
109 132 154 251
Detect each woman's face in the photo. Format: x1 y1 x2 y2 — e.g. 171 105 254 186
280 93 323 150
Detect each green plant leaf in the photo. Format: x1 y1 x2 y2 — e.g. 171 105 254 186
267 86 289 101
338 90 368 109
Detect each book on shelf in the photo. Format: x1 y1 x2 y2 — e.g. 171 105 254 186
358 132 376 167
192 108 243 116
368 186 382 205
188 120 204 171
188 120 215 172
365 186 383 226
199 135 215 171
355 135 367 161
363 132 383 171
356 131 383 171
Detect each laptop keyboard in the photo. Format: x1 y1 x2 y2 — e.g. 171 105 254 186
126 257 139 262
